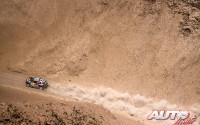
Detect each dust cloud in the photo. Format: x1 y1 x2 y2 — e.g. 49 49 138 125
49 83 200 125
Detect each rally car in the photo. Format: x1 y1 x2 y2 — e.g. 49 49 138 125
25 77 48 90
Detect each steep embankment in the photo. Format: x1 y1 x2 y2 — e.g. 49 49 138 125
0 85 144 125
0 0 200 105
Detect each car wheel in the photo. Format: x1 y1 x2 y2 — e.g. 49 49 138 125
26 83 30 87
45 84 48 89
40 86 44 90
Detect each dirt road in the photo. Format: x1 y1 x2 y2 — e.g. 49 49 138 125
0 71 146 125
0 71 54 96
1 71 200 125
0 86 145 125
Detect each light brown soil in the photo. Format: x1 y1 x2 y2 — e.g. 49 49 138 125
0 86 143 125
0 0 200 124
0 0 199 106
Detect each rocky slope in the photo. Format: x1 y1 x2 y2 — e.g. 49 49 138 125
0 0 200 105
0 86 142 125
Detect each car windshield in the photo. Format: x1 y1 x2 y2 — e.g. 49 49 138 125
33 77 40 82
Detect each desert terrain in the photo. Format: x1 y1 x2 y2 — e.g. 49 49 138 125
0 0 200 125
0 85 144 125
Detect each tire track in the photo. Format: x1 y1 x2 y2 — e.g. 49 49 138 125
0 71 199 125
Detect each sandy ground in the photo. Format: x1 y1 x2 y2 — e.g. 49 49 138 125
0 0 199 106
0 71 200 125
0 70 145 125
0 85 144 125
0 0 200 125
